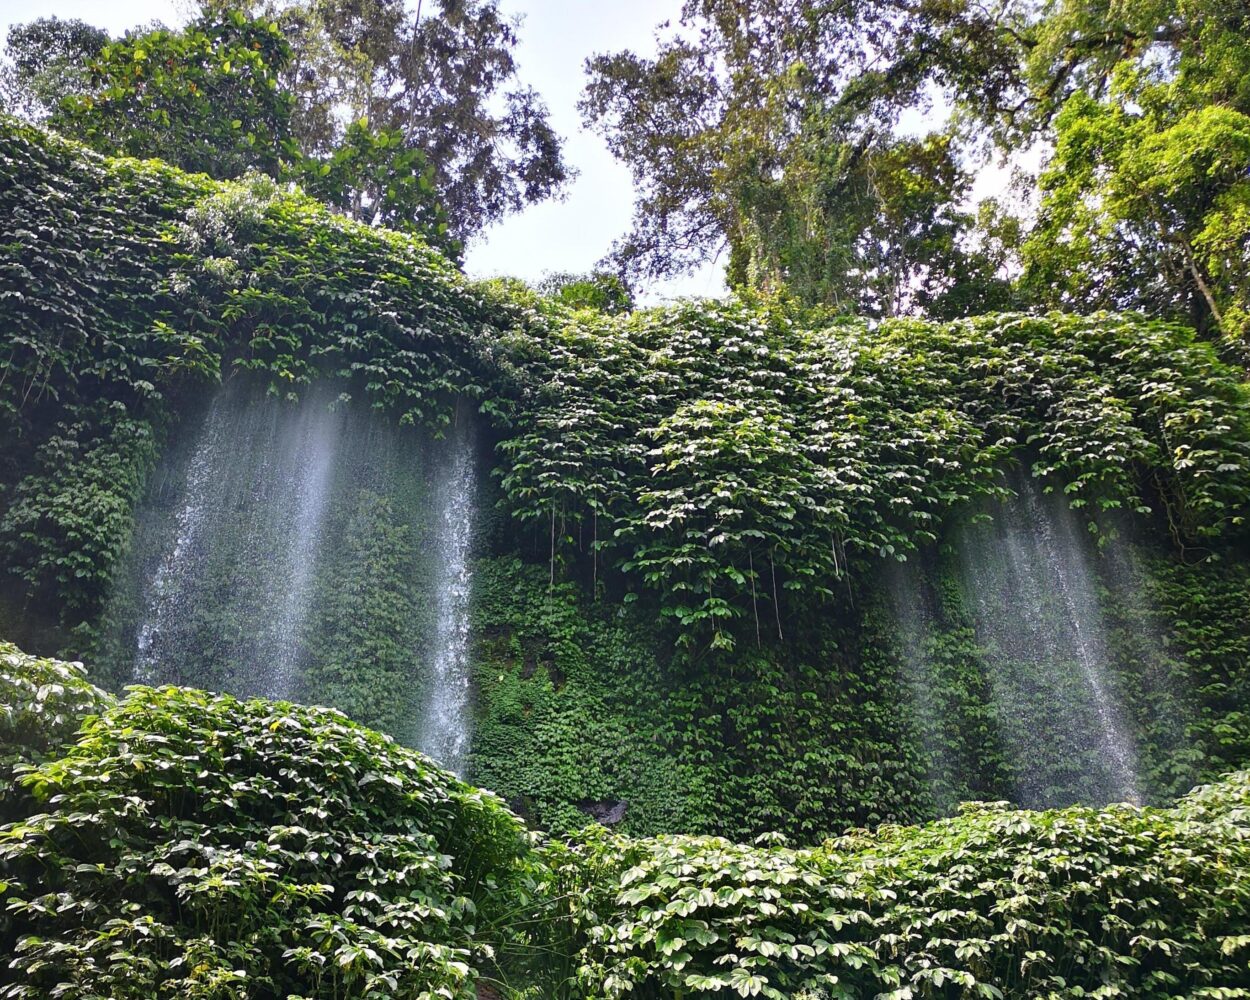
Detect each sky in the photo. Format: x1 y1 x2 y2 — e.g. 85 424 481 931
0 0 726 302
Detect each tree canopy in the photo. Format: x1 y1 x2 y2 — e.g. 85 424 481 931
1019 0 1250 349
579 0 1250 345
579 0 1023 313
1 0 569 249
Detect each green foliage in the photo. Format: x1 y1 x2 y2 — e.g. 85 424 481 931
470 558 966 841
0 118 212 435
494 303 1250 650
723 131 1003 317
579 0 1023 306
168 172 491 426
469 557 719 836
293 119 458 254
0 118 490 637
1027 93 1250 346
1139 554 1250 783
0 640 113 824
0 659 526 999
238 0 570 242
468 532 1250 840
543 774 1250 999
871 562 1010 815
0 404 157 622
1011 0 1250 346
537 271 635 315
2 119 1250 849
6 641 1250 999
300 485 433 740
52 8 295 180
0 17 108 121
0 118 212 635
6 118 1247 656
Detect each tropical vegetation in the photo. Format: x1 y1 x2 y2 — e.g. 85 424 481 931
2 0 1250 993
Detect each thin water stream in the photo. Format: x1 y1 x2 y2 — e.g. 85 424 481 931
958 475 1141 807
416 422 477 775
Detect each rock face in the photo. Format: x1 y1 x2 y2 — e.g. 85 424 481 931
578 798 629 824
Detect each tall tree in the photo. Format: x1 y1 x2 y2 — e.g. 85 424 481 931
580 0 1021 313
4 1 567 247
243 0 571 243
47 8 294 180
0 17 109 122
1012 0 1250 347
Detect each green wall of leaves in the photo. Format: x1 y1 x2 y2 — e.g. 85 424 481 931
2 118 1249 839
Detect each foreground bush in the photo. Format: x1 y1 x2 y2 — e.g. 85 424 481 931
0 641 113 824
0 661 526 999
3 641 1250 999
535 784 1250 999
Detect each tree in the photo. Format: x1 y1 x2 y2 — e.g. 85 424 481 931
580 0 1022 314
1013 0 1250 347
5 0 567 244
295 119 455 252
243 0 571 243
0 17 109 121
721 129 1007 318
537 271 635 314
49 8 294 180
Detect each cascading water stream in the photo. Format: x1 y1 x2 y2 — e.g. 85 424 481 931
128 383 342 697
110 383 487 772
883 563 958 812
1021 484 1139 802
251 400 340 698
958 475 1141 807
132 394 227 686
416 424 477 776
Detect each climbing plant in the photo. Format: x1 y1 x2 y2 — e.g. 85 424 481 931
5 641 1250 1000
494 304 1250 649
3 117 1250 846
0 639 112 824
4 117 1248 653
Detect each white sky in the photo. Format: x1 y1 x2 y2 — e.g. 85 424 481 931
0 0 726 302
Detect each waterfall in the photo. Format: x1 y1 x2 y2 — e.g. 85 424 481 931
883 562 959 813
416 424 477 776
248 399 340 698
132 393 226 686
112 382 483 765
958 475 1141 807
128 383 342 698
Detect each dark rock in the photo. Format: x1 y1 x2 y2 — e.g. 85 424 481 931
578 798 628 824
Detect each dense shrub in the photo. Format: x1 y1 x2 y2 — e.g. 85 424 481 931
0 659 527 999
0 639 112 823
493 305 1250 648
3 118 1250 871
5 643 1250 999
0 117 492 636
534 776 1250 999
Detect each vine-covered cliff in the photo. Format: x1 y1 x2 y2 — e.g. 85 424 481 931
2 117 1250 843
